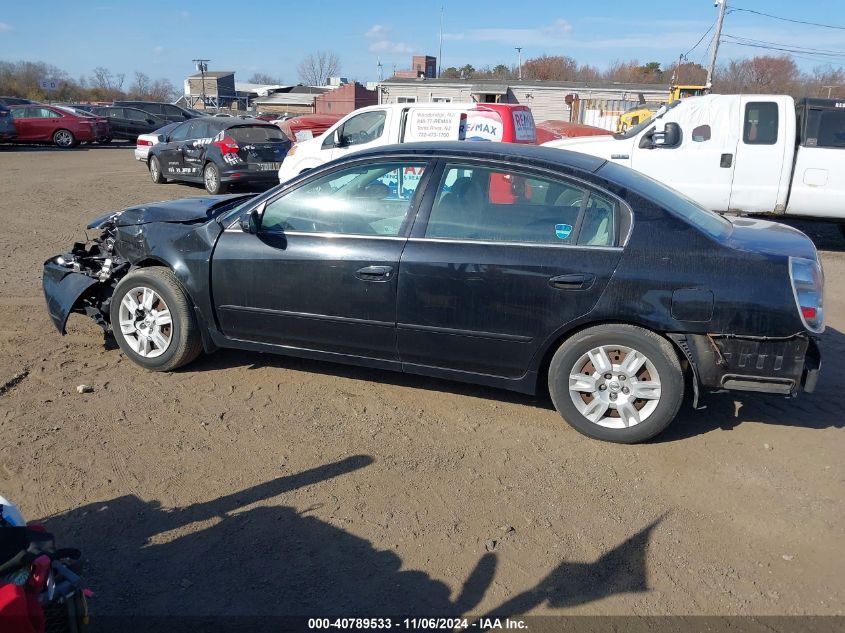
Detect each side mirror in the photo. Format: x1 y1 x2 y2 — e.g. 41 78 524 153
653 122 682 148
157 134 167 143
240 207 261 233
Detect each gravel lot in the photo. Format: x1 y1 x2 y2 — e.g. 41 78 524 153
0 145 842 619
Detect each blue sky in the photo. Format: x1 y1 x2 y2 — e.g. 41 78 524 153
1 0 844 87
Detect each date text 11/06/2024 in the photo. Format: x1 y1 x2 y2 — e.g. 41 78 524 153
307 618 528 629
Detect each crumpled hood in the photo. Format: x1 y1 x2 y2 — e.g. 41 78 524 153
87 194 254 229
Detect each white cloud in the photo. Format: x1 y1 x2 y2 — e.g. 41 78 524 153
0 22 12 33
178 10 190 19
365 24 390 39
369 40 415 54
152 46 164 55
364 23 415 55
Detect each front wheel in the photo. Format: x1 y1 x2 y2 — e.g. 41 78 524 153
110 268 203 371
203 162 227 194
548 324 684 443
53 129 76 148
148 156 165 183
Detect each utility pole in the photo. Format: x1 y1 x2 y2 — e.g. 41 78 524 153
705 0 727 91
822 85 837 98
515 47 523 80
438 6 444 78
192 58 210 109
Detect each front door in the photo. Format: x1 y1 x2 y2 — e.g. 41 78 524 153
157 121 192 177
329 109 390 161
10 106 58 142
397 161 624 379
211 158 432 360
631 100 736 212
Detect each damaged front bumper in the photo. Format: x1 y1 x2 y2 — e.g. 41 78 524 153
42 227 127 335
672 332 821 397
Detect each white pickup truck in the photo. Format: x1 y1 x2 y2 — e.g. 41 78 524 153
544 95 845 226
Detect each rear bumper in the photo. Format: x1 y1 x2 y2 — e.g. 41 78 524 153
674 333 820 396
219 166 281 185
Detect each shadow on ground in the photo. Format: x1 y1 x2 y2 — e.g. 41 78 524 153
42 456 663 627
185 326 845 441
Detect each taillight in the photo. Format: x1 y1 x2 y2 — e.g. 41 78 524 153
137 139 153 147
213 135 239 154
789 257 824 333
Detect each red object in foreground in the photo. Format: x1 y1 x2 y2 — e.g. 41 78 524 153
535 120 611 144
275 114 341 142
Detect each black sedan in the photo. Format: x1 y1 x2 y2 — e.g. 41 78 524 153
87 105 166 141
41 142 823 443
146 117 291 194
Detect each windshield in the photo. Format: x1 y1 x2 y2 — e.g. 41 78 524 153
613 100 679 139
599 161 733 240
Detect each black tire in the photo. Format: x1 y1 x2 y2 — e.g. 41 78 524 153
109 268 203 371
53 129 77 148
548 324 684 443
203 162 227 194
148 156 165 183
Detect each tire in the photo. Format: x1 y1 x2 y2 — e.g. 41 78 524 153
203 162 227 194
109 268 203 371
53 129 76 148
548 324 684 443
148 156 165 183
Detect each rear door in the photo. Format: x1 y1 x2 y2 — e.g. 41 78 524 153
101 107 129 138
397 160 625 379
729 96 793 214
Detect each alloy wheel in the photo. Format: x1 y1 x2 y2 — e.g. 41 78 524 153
117 286 173 358
568 344 662 429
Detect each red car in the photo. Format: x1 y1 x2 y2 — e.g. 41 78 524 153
8 104 110 148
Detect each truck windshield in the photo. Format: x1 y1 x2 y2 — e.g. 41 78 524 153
613 100 680 140
599 161 733 240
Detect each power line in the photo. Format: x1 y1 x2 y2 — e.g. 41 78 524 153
722 35 845 60
722 34 845 58
728 7 845 31
723 40 845 67
684 19 716 58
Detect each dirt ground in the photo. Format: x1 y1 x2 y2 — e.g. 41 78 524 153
0 145 842 620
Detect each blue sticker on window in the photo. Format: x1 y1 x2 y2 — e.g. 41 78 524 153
555 224 573 240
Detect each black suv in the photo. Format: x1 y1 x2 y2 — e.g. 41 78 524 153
113 101 201 123
147 116 291 194
88 106 167 141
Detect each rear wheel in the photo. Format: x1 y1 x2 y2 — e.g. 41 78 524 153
548 324 684 443
204 162 227 194
148 156 165 183
53 129 76 148
110 268 203 371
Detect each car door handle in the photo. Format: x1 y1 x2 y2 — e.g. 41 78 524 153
355 265 393 281
720 153 733 168
549 273 595 290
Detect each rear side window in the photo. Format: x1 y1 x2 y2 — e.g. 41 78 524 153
125 108 148 121
804 109 845 149
425 164 617 246
163 105 184 117
168 122 191 142
188 120 209 139
227 125 287 143
743 102 778 145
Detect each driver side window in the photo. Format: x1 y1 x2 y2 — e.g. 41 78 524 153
339 110 387 147
261 161 427 236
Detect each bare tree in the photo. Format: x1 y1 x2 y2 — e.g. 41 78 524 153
131 71 151 98
248 72 282 85
297 51 340 86
91 67 124 91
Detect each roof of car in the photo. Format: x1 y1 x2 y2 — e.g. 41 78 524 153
347 141 607 173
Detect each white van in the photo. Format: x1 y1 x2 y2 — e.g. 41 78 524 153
278 102 536 183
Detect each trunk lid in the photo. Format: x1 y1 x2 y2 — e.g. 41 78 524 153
725 217 818 260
